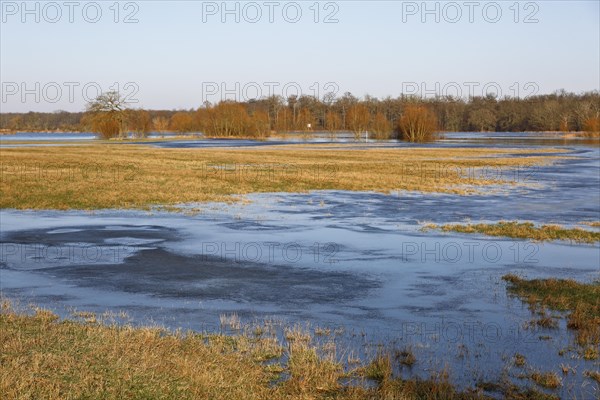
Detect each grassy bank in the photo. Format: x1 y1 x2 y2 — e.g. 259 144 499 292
502 275 600 352
1 302 576 400
0 144 561 210
0 304 479 399
427 221 600 243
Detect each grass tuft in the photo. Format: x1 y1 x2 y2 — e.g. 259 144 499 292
434 221 600 243
584 370 600 383
395 347 417 367
514 353 527 367
502 275 600 347
530 371 562 389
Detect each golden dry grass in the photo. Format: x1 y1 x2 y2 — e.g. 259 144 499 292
0 143 562 210
581 221 600 228
1 302 504 400
1 301 577 400
585 370 600 384
428 221 600 243
530 371 562 389
0 308 276 399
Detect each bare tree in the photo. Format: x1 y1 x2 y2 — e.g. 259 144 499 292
124 109 152 138
5 90 600 137
152 116 169 135
347 104 370 139
325 110 342 132
86 91 128 139
398 105 438 142
370 112 392 139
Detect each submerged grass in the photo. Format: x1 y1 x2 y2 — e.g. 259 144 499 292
530 371 562 389
585 370 600 384
581 221 600 228
0 144 561 210
429 221 600 243
502 275 600 349
1 302 569 400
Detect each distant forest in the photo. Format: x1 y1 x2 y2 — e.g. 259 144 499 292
1 90 599 138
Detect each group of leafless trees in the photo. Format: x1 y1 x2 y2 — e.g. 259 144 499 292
171 102 270 138
1 90 599 142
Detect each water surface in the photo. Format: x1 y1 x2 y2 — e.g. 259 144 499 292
1 134 599 397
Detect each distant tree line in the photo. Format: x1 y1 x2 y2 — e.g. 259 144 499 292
1 90 599 140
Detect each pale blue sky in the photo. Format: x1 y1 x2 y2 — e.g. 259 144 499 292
1 0 599 111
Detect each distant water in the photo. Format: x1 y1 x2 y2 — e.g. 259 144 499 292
0 132 97 141
1 131 597 150
0 132 186 141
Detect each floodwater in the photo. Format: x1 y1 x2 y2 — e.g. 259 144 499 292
0 132 186 141
2 130 597 149
0 132 98 141
1 132 599 398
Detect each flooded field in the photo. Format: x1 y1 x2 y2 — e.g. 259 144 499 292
1 133 599 398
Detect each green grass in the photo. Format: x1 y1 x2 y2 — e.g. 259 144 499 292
428 221 600 243
503 274 600 348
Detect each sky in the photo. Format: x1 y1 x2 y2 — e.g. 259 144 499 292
1 0 599 112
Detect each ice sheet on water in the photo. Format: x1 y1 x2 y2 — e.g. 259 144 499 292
47 228 84 234
103 237 164 246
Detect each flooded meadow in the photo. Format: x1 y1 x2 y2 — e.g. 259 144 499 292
1 133 599 398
